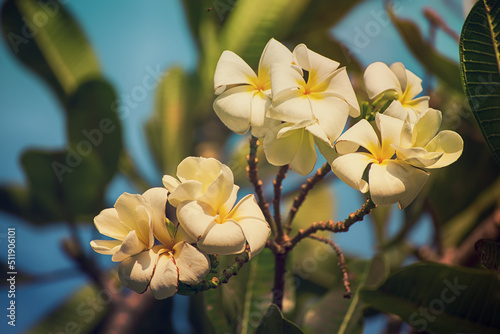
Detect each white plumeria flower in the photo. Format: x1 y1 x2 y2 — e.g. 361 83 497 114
91 188 210 300
395 108 463 169
364 62 430 123
331 114 430 209
163 157 270 257
213 38 292 137
263 43 359 175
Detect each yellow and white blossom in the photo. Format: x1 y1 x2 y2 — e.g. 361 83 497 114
163 157 270 258
90 188 210 300
264 44 359 175
213 38 291 137
364 62 429 123
331 114 430 209
394 108 464 169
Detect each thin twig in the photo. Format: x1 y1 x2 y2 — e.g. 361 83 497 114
177 246 251 294
308 234 351 298
288 198 376 249
273 164 289 242
246 136 275 233
284 163 331 233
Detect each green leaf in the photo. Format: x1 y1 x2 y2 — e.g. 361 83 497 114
256 304 304 334
146 66 192 175
475 239 500 271
460 0 500 165
0 79 122 224
361 262 500 334
0 0 100 104
301 255 387 334
387 3 462 93
218 0 311 67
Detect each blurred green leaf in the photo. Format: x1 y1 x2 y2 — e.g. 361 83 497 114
459 0 500 165
475 239 500 272
0 0 100 104
146 66 191 175
302 255 387 334
361 262 500 334
256 304 304 334
219 0 310 67
27 284 110 334
288 183 338 289
0 79 122 224
387 3 462 93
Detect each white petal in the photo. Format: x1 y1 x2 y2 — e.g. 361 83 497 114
94 208 129 241
114 193 150 232
150 253 179 299
168 180 203 207
118 247 160 294
310 96 350 144
412 108 442 147
219 185 239 219
368 161 429 208
199 164 235 211
290 130 317 175
384 100 415 122
293 44 339 85
197 220 246 255
162 175 180 193
264 124 301 167
177 157 221 184
306 122 330 145
424 130 464 168
377 113 405 158
142 187 172 247
407 96 430 113
325 67 360 117
268 89 314 123
133 205 153 247
331 153 373 193
249 91 273 138
364 62 401 99
315 136 338 164
112 230 148 262
90 239 122 255
389 62 408 92
228 194 270 258
258 38 293 81
176 200 216 241
173 241 211 285
394 146 442 168
335 119 380 155
213 85 254 135
270 62 304 98
214 51 256 94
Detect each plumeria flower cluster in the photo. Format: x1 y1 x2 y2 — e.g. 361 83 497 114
90 157 270 299
213 38 463 208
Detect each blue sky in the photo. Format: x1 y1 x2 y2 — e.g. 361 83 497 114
0 0 465 333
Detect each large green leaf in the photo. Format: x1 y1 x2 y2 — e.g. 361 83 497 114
460 0 500 165
146 66 192 175
475 239 500 271
361 262 500 334
387 3 462 93
0 0 100 104
0 79 122 224
301 255 387 334
256 304 304 334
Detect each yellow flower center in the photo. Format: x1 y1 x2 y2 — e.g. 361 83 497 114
249 76 270 92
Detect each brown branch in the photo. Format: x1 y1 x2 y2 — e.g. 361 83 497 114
288 198 376 249
246 136 275 234
273 164 289 242
284 163 331 233
308 234 351 298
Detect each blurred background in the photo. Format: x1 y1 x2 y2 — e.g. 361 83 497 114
1 0 497 333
